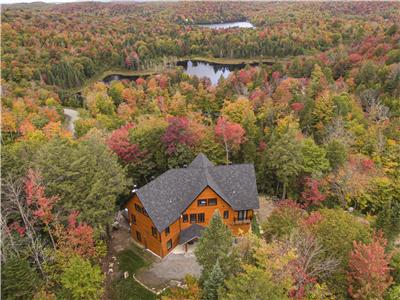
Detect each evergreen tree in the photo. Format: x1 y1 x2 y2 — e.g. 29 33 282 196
1 256 41 300
203 260 224 300
195 211 234 280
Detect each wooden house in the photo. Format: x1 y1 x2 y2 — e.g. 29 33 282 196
125 154 259 258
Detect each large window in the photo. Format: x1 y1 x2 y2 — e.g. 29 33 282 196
190 214 197 223
197 199 207 206
208 198 217 206
131 214 136 224
223 210 229 219
136 231 141 242
165 226 170 236
151 226 157 238
198 213 205 223
167 239 172 250
237 210 247 221
183 214 188 223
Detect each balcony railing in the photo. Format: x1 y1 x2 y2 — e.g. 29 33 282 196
233 216 252 224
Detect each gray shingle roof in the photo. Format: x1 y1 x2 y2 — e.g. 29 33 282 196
179 224 205 244
136 154 259 232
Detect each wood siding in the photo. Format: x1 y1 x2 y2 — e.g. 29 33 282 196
126 186 253 257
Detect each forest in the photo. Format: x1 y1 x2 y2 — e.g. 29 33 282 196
1 1 400 300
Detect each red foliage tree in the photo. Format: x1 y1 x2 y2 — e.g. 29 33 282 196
25 169 59 226
214 116 245 164
347 233 393 299
107 123 144 163
161 116 199 154
64 211 96 258
301 177 326 208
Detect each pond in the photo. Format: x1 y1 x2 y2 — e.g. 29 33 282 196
103 59 265 86
198 21 254 29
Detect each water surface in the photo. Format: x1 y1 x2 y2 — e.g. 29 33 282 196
199 21 254 29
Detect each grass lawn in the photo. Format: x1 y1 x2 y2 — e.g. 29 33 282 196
110 248 157 300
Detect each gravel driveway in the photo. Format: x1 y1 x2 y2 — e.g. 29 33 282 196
135 253 201 288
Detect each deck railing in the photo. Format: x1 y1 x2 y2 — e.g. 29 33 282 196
233 216 252 224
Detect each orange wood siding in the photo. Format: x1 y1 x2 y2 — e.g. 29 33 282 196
126 195 163 257
126 186 253 257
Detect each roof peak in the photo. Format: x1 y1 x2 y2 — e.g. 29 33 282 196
188 153 214 169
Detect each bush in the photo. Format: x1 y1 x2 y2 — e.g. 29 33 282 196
262 200 307 240
60 255 104 300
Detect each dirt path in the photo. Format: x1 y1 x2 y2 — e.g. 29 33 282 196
256 195 275 223
63 108 79 135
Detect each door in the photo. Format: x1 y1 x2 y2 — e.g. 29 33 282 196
238 210 247 221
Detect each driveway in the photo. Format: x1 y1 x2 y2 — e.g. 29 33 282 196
63 108 79 135
135 252 201 289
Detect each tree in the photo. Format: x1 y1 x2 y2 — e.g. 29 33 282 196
195 211 234 280
300 138 330 176
203 260 225 300
301 177 326 208
347 234 393 299
107 123 144 163
325 139 347 170
60 255 104 300
310 208 372 296
214 116 245 164
222 265 290 300
266 131 303 198
262 200 306 240
1 256 41 300
34 135 128 233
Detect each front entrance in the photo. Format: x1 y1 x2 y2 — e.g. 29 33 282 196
173 238 198 254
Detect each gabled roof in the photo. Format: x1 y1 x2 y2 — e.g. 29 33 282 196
135 154 259 232
179 224 205 245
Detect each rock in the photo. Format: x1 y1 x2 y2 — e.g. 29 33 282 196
109 262 114 268
124 271 129 279
108 268 113 274
112 256 117 261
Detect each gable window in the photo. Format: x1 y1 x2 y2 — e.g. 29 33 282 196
223 210 229 219
131 214 136 224
198 213 205 223
165 226 170 236
197 199 207 206
136 231 141 242
208 198 217 206
190 214 197 223
151 226 157 238
166 239 172 250
183 214 188 223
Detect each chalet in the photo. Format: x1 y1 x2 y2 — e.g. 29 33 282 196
126 153 259 258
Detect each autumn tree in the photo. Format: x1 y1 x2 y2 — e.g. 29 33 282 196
214 116 245 164
347 233 393 299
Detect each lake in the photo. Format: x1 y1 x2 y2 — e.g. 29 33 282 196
198 21 254 29
103 59 263 86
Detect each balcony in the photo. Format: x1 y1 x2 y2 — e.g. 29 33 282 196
233 216 252 225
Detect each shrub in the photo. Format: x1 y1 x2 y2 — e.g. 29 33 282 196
262 200 307 240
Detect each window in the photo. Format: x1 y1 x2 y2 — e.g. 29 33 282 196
131 214 136 224
165 226 170 236
208 198 217 206
166 239 172 250
197 199 207 206
135 204 142 213
136 231 141 242
198 213 205 223
238 210 247 221
183 214 188 223
190 214 197 223
223 210 229 219
151 226 157 238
